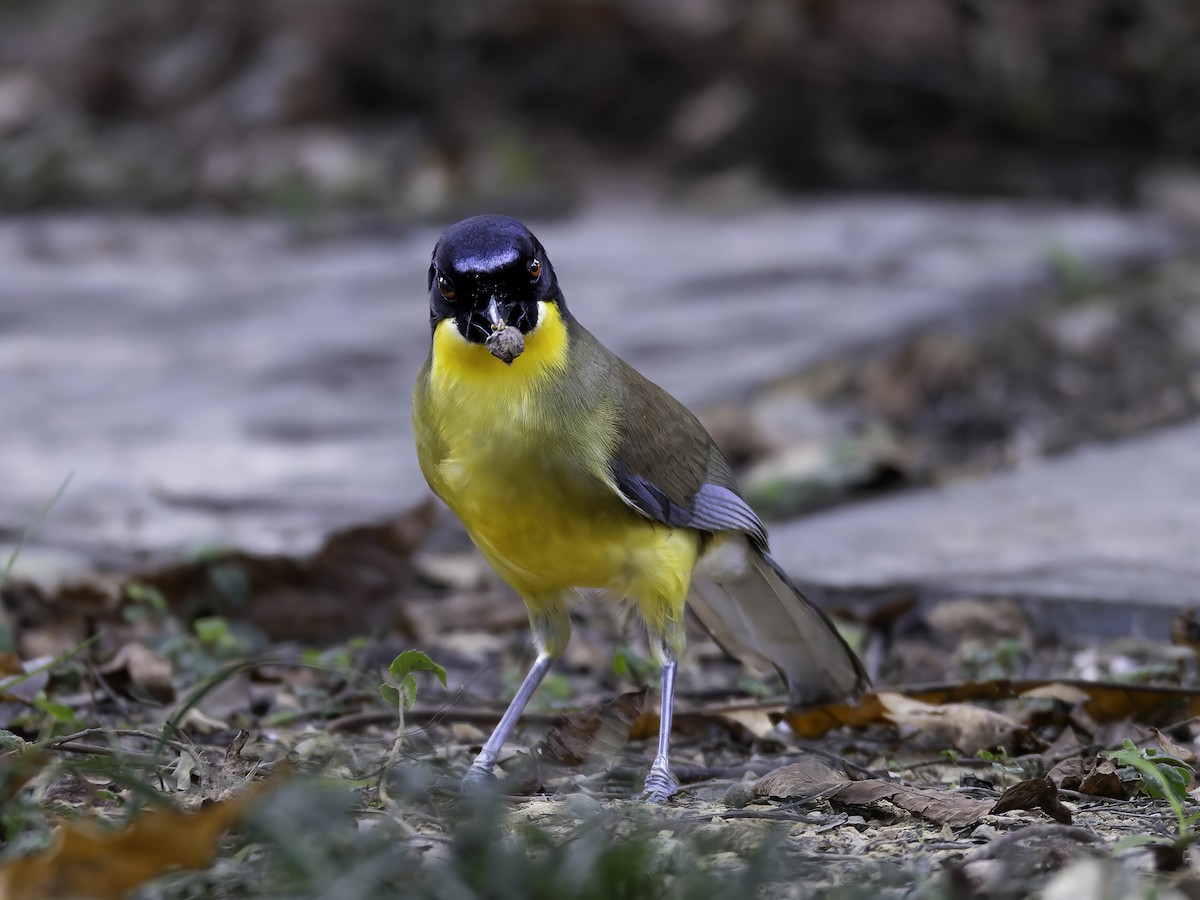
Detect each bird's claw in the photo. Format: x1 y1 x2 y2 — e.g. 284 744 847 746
462 764 496 791
640 763 678 804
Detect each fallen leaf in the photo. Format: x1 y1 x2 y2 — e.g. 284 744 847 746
0 780 274 899
1047 756 1093 791
786 694 885 739
834 780 992 828
878 693 1043 755
535 691 646 768
1072 683 1200 725
991 776 1072 824
1079 758 1126 799
925 598 1029 641
753 755 992 827
753 755 851 800
1020 684 1091 705
786 679 1200 740
1151 727 1197 770
98 643 175 703
713 709 779 741
176 707 229 735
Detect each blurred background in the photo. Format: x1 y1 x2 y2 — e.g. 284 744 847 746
2 0 1199 675
1 0 1200 213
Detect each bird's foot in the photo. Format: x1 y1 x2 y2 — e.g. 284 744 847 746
640 758 678 804
462 763 496 791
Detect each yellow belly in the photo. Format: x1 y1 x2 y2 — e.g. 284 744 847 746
413 307 697 632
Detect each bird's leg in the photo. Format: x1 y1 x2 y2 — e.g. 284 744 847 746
642 632 681 803
464 652 554 783
465 601 570 785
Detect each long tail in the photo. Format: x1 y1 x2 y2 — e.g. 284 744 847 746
689 543 869 706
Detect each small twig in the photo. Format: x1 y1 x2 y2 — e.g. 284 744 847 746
45 727 192 754
44 743 160 763
711 808 830 824
1057 789 1138 806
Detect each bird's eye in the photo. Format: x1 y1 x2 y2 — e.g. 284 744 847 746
437 275 456 301
528 259 542 281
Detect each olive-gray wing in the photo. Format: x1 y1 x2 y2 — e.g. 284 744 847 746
608 359 767 548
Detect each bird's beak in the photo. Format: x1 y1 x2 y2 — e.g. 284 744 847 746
484 295 510 331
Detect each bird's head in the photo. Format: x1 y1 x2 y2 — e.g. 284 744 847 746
428 216 564 351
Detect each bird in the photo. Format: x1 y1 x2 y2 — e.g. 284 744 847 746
411 214 868 801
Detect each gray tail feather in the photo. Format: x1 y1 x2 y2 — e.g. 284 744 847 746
688 550 870 707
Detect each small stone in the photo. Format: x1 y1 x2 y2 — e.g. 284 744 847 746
723 782 756 808
486 325 525 364
563 792 602 820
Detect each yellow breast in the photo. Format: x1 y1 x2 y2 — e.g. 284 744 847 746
413 302 698 626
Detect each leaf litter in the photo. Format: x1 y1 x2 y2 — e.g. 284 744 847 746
3 496 1200 896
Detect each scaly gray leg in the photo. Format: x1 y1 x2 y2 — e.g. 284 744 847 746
642 643 679 803
465 652 554 783
465 601 570 785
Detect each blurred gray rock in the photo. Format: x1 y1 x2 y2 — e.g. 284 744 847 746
770 418 1200 639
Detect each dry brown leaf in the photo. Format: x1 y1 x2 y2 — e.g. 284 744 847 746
98 643 175 703
786 679 1200 741
535 691 646 768
1151 727 1197 770
925 598 1029 641
753 755 991 827
1073 684 1200 725
878 693 1044 755
1020 683 1092 705
991 776 1072 824
901 681 1200 723
1047 756 1093 791
1079 758 1126 799
786 694 885 739
834 780 992 828
626 699 795 745
753 755 850 800
0 781 272 900
713 709 779 741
